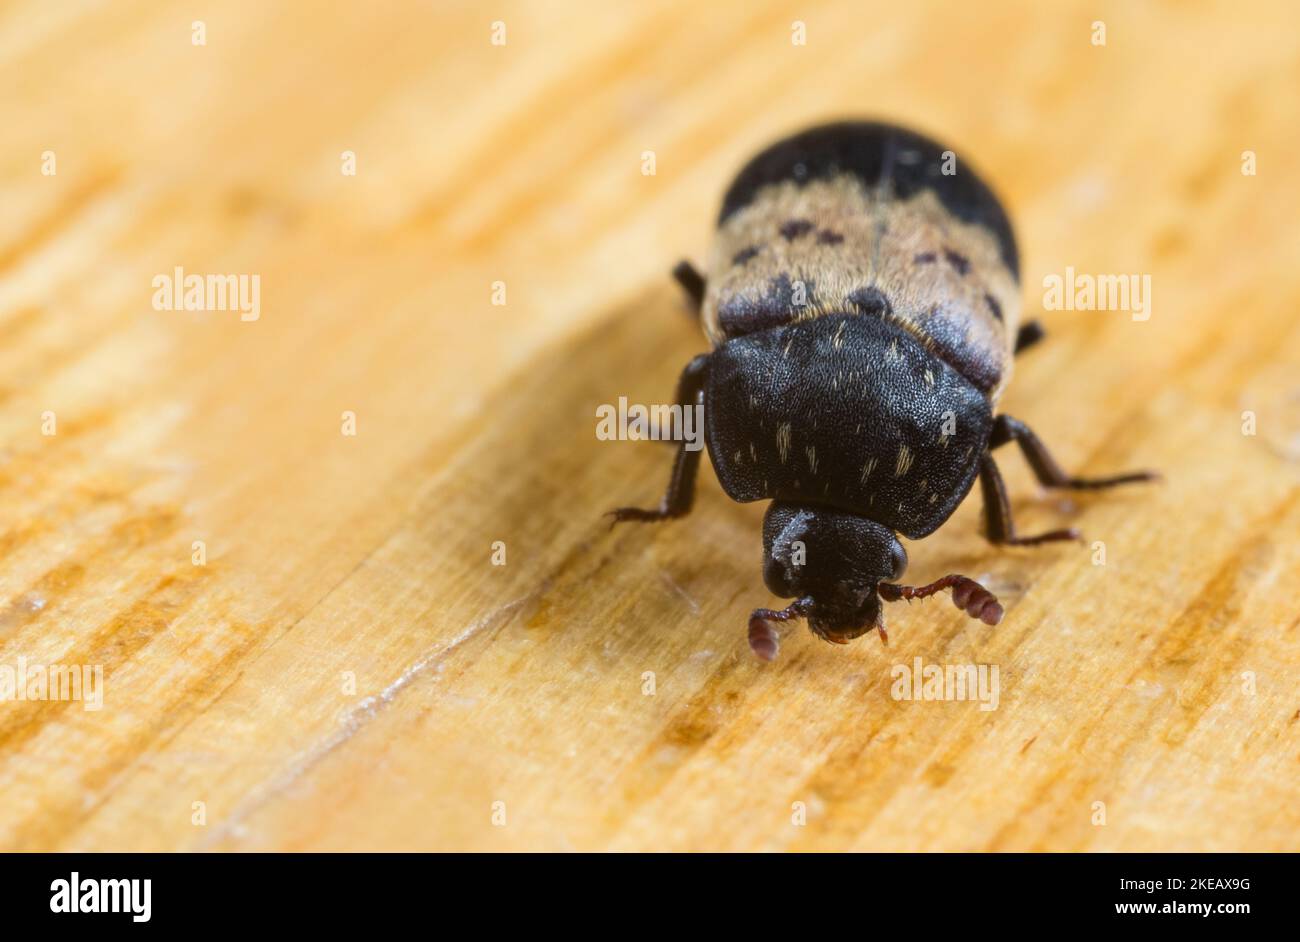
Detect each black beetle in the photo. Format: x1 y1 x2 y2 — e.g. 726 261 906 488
611 122 1156 660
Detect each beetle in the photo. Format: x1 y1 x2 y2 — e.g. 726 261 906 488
610 121 1156 660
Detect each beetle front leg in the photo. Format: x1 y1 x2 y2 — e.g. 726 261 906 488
608 353 710 525
978 453 1082 546
989 415 1159 489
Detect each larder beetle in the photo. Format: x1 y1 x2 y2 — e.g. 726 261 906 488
611 122 1156 660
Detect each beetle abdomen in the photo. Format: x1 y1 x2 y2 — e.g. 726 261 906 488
702 122 1020 399
704 314 992 539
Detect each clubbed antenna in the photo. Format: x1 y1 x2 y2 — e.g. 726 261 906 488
878 575 1003 626
747 597 812 662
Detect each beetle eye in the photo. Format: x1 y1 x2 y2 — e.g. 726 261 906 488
763 553 796 597
889 541 908 580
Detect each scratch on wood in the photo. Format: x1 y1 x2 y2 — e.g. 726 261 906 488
196 590 536 849
659 570 700 615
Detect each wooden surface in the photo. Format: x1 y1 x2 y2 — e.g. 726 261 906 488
1 0 1298 852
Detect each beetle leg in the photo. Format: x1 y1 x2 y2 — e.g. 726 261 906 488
671 260 706 315
989 415 1159 489
1013 320 1045 355
978 453 1082 546
608 353 711 525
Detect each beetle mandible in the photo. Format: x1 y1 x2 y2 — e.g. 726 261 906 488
610 122 1156 660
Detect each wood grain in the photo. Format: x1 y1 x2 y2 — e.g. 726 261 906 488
0 0 1297 851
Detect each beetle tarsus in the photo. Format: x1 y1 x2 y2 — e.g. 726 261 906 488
979 453 1088 547
1005 528 1083 546
989 415 1160 490
606 506 675 528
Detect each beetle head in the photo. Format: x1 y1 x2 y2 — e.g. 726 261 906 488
760 502 907 645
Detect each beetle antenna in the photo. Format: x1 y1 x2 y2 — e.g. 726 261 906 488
747 597 813 662
878 575 1003 626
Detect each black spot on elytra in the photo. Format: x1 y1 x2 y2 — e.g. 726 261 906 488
718 274 816 338
943 248 970 276
816 229 844 245
779 219 814 240
914 251 937 264
847 285 892 317
731 245 760 266
984 292 1003 322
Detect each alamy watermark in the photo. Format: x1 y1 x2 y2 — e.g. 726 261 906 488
596 396 704 451
1042 267 1150 321
152 266 260 321
891 656 1000 711
1 657 103 711
50 872 150 922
